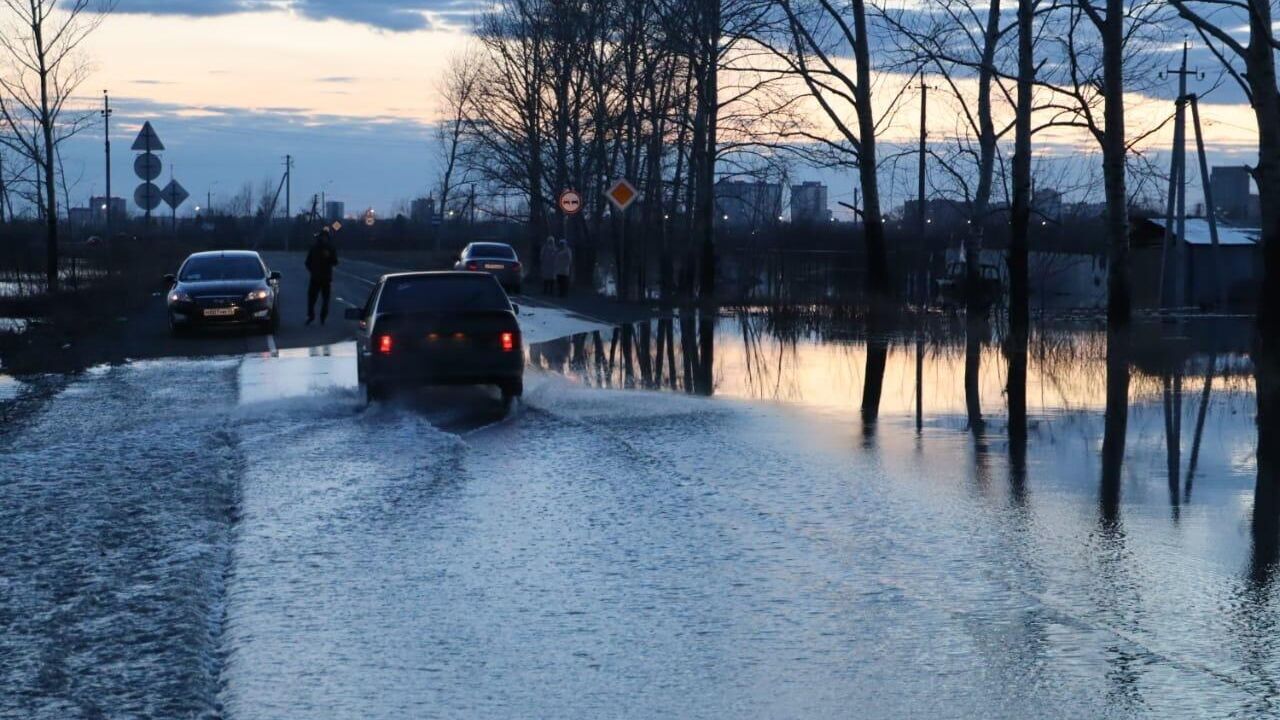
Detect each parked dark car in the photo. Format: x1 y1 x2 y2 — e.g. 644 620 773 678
453 242 523 294
347 271 524 403
165 250 281 335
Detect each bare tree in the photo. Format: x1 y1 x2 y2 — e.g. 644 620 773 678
0 0 113 292
227 181 254 220
434 50 481 223
1042 0 1166 325
756 0 900 301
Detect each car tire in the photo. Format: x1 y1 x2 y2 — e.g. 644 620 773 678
365 382 390 404
499 378 523 401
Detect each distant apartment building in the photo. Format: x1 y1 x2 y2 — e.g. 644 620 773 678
1210 165 1257 222
790 181 830 224
68 207 96 228
901 198 969 228
1032 188 1062 220
410 197 436 224
324 201 346 222
714 180 782 231
90 196 127 224
69 196 127 228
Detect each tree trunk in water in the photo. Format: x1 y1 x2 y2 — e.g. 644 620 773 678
37 17 58 293
860 334 888 431
1008 0 1034 334
1006 324 1028 504
965 316 985 434
697 50 718 304
1253 334 1280 583
851 0 888 299
1100 328 1130 526
1101 0 1130 326
1244 2 1280 546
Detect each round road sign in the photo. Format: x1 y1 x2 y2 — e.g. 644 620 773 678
134 182 162 211
134 152 161 181
558 189 583 215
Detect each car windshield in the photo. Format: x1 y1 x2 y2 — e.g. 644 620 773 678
180 256 264 281
378 276 511 314
468 243 516 260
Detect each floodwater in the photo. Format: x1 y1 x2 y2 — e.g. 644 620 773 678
2 308 1278 719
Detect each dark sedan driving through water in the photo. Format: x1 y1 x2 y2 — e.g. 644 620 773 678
348 271 524 403
165 251 282 335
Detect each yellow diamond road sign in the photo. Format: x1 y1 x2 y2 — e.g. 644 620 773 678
605 179 637 211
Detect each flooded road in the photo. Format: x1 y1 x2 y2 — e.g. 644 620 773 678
2 310 1278 718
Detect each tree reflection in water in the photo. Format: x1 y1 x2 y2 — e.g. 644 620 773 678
524 304 1278 710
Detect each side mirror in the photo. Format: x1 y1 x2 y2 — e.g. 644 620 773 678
163 273 176 286
344 307 362 321
511 304 520 315
268 271 282 281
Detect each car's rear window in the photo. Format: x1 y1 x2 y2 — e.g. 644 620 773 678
180 256 264 281
378 276 511 314
468 243 516 260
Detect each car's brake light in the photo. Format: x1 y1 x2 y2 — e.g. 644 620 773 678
512 261 522 271
466 261 478 271
377 334 393 355
501 331 516 352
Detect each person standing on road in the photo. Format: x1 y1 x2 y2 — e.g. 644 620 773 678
305 227 339 325
555 238 573 298
540 236 557 295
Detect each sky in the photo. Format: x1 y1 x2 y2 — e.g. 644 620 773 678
46 1 1266 221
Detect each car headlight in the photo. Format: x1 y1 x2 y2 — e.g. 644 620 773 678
245 289 270 302
168 290 192 304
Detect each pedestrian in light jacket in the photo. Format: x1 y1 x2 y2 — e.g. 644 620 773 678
540 236 557 295
555 239 573 298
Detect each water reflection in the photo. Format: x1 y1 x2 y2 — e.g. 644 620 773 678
525 304 1280 710
529 309 1261 529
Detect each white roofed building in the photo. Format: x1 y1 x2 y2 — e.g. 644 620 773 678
1131 217 1261 309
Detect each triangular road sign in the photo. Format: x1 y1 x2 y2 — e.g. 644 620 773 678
160 179 188 209
131 121 165 151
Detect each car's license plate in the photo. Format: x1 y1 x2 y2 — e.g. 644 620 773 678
484 263 504 270
203 308 235 317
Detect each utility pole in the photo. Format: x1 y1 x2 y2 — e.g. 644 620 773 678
1159 41 1196 309
917 75 934 304
102 91 113 235
917 77 928 240
1189 94 1226 308
282 154 294 250
170 164 177 232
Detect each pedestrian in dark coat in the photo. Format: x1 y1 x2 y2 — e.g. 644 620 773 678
305 227 339 324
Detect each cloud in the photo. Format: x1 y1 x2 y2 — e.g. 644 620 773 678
112 0 478 31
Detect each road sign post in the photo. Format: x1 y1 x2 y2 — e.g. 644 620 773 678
160 179 189 232
605 180 638 299
131 122 165 228
558 189 582 251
